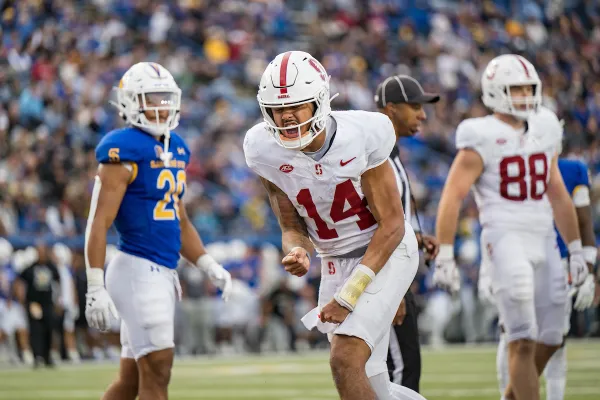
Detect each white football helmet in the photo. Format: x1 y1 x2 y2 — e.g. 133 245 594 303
258 51 335 149
481 54 542 120
112 62 182 136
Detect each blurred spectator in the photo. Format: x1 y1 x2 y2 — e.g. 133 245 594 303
14 244 60 367
178 259 216 356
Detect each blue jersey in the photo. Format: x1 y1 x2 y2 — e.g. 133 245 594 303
555 158 590 258
96 127 190 269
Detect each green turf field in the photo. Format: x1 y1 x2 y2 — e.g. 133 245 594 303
1 340 599 399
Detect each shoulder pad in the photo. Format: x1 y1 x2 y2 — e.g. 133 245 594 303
96 128 142 164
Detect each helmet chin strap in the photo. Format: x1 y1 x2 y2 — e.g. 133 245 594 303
160 129 173 167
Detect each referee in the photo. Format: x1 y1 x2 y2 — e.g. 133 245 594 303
374 75 441 392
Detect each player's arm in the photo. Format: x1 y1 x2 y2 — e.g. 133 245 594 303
546 156 582 251
85 164 130 277
179 201 210 263
179 197 233 299
260 177 314 255
547 156 590 287
436 149 483 247
572 174 597 269
576 204 596 256
360 161 405 273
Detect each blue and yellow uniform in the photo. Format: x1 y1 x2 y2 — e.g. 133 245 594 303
555 158 590 258
95 127 190 269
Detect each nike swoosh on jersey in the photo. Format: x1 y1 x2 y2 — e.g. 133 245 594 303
340 157 356 166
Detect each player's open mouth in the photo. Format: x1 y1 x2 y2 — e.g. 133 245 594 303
281 124 299 139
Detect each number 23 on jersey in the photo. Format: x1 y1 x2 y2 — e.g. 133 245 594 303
153 170 186 220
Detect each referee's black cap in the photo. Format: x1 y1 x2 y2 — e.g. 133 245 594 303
374 75 440 108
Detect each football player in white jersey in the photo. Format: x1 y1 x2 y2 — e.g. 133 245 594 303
244 51 426 400
479 155 597 400
434 54 589 400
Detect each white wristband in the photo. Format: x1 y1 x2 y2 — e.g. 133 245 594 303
438 244 454 261
583 246 597 265
334 264 376 311
568 240 583 254
86 267 105 287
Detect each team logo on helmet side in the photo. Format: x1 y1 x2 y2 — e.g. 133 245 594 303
485 62 499 80
308 59 326 81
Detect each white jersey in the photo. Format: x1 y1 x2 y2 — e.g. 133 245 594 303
244 110 396 257
456 106 563 233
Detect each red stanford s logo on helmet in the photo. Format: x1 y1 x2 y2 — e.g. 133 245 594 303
257 51 337 150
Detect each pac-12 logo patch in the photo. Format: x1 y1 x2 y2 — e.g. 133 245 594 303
279 164 294 173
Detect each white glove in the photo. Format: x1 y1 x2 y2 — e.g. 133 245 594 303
568 240 589 287
574 275 595 311
85 268 118 331
478 273 495 306
196 254 233 301
433 245 460 293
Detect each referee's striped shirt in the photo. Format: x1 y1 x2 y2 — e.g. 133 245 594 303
389 145 419 231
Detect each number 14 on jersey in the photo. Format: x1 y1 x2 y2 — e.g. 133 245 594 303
297 179 376 240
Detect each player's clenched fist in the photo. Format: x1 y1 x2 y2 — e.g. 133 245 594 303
320 299 350 324
282 247 310 277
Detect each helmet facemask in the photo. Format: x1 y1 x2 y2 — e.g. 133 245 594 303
503 83 541 120
115 87 182 137
259 86 332 150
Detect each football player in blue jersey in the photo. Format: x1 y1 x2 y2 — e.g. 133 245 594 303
484 157 597 400
84 62 232 400
539 158 596 400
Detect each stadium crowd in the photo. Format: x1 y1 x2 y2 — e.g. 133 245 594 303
1 0 600 363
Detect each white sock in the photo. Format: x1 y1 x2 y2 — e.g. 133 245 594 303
50 349 61 364
389 382 427 400
22 349 34 366
543 346 566 400
106 345 120 360
92 347 104 360
496 333 509 396
68 349 81 363
368 372 427 400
